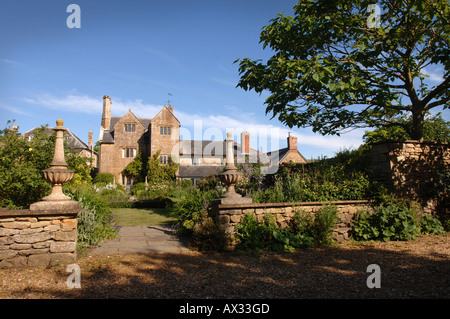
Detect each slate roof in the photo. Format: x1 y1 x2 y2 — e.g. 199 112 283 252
178 165 224 179
101 116 152 144
23 127 93 153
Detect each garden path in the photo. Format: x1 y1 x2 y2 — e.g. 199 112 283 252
87 225 190 255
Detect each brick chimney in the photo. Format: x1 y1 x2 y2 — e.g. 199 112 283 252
241 131 250 154
287 132 297 151
169 104 173 113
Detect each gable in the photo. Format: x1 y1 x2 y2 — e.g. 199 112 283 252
151 105 180 124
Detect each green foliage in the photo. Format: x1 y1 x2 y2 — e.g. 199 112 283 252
235 0 450 140
363 113 450 144
93 173 115 185
353 201 444 241
0 124 53 208
171 188 222 236
252 147 376 203
122 151 146 182
235 205 338 252
147 150 179 185
69 186 120 249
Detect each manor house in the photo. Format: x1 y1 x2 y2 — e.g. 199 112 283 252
97 95 307 186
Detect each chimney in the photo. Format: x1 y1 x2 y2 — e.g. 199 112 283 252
101 95 111 131
169 104 173 113
88 130 93 150
287 132 297 151
241 131 250 154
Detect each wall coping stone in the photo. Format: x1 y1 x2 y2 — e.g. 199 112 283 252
0 207 80 218
213 200 372 211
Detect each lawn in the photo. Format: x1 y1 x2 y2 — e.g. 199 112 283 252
111 207 175 227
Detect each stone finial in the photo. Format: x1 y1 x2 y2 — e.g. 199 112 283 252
217 132 252 204
30 120 80 211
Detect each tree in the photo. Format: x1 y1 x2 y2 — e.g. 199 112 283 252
236 0 449 140
0 122 54 208
122 151 145 183
146 151 179 185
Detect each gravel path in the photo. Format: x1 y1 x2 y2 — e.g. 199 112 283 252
0 234 448 300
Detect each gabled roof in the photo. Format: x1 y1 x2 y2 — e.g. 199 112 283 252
266 147 308 165
151 105 180 124
102 113 152 144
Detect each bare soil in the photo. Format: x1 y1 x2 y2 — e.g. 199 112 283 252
0 234 449 300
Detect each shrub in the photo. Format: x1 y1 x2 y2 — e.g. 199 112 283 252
93 173 115 185
352 201 445 241
190 212 231 252
310 204 338 247
171 189 221 236
69 186 120 249
235 205 339 252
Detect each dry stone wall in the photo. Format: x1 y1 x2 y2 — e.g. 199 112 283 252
371 140 449 214
212 200 372 242
0 209 79 268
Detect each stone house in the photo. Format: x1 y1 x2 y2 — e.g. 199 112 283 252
98 95 179 186
98 95 307 186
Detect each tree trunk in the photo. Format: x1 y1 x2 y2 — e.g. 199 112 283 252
411 108 425 141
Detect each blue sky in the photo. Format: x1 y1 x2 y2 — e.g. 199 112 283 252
0 0 448 159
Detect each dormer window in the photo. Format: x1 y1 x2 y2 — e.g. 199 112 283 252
124 124 135 132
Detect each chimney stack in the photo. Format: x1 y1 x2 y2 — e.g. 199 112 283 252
169 104 173 113
101 95 111 131
287 132 297 151
88 130 93 150
241 131 250 154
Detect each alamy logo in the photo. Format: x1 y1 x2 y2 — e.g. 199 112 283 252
66 4 81 29
66 264 81 289
367 4 381 29
366 264 381 288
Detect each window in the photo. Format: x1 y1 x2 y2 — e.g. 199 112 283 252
124 124 135 132
160 126 171 135
122 148 137 158
160 155 171 165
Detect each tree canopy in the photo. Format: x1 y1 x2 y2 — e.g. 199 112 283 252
236 0 449 140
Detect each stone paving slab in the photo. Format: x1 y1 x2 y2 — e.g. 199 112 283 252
87 225 190 255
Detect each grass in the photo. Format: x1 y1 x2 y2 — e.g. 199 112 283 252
111 207 175 227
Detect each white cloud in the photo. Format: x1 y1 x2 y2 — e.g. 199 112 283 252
175 109 363 152
20 93 164 118
422 67 445 83
19 92 363 154
0 103 31 116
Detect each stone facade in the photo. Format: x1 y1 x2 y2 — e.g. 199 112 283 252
372 140 450 214
212 200 372 242
0 209 79 268
98 95 180 185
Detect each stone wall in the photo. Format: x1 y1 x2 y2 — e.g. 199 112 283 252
212 200 371 242
0 208 79 268
371 140 449 214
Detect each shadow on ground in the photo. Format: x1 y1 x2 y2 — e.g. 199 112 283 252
3 236 449 299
